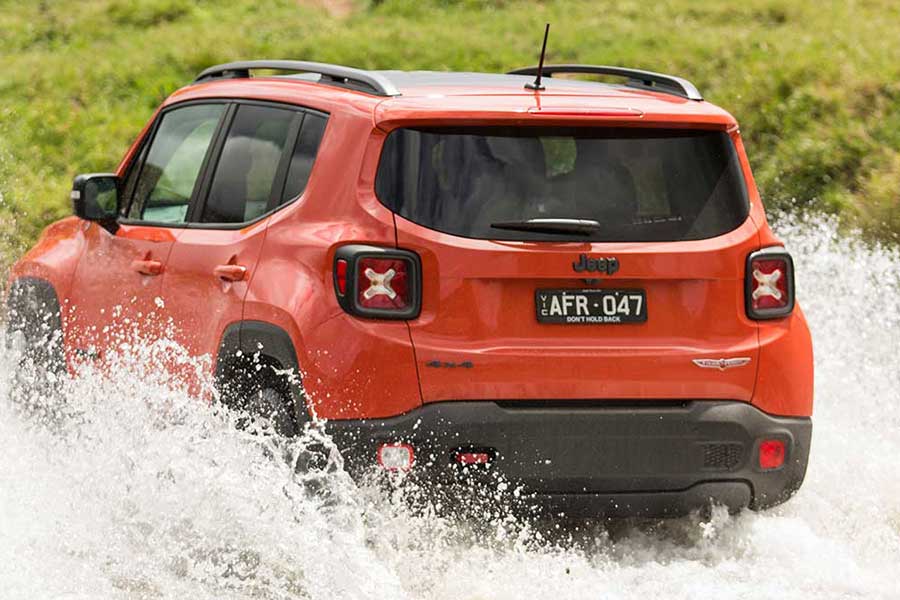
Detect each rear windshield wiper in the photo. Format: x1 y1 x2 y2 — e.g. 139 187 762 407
490 218 603 235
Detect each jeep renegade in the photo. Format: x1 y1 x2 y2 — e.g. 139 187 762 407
7 59 813 517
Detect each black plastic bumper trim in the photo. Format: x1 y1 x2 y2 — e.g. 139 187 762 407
324 400 811 516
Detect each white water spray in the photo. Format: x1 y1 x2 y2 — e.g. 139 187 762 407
1 216 899 599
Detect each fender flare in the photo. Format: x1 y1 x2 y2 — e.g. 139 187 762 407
216 320 309 423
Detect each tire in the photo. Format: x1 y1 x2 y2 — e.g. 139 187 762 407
5 279 66 403
247 369 298 437
218 356 299 437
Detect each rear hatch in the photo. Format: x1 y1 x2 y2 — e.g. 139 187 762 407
375 124 760 403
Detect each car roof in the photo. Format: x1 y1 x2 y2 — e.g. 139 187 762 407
178 63 738 128
276 68 708 102
377 71 688 98
364 71 735 128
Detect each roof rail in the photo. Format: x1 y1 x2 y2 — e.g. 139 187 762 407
506 64 703 101
193 60 401 97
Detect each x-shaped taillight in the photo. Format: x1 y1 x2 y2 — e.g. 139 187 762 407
363 267 397 300
752 268 783 301
333 245 422 320
746 249 794 320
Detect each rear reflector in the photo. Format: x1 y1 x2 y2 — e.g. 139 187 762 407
335 259 348 295
758 439 786 470
377 443 414 472
454 451 492 466
746 249 795 320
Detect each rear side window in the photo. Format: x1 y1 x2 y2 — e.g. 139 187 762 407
282 112 327 203
200 104 296 224
375 127 750 242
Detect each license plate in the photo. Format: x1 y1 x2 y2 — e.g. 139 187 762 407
535 289 647 324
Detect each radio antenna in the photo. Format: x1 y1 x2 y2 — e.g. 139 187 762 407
525 23 550 91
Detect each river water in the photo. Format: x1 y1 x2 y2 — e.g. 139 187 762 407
1 216 899 599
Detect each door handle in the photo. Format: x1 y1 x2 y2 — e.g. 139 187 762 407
214 264 247 282
132 259 163 276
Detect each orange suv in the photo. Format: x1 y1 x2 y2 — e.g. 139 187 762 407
6 60 813 517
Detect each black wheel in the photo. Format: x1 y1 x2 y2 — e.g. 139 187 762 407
217 356 300 437
247 368 298 437
5 279 66 403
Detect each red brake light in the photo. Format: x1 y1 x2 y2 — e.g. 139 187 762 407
335 259 348 295
454 451 492 466
746 250 795 319
759 439 786 470
333 246 422 320
357 257 410 310
751 258 788 310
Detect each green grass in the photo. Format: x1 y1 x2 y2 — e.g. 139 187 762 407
2 0 900 255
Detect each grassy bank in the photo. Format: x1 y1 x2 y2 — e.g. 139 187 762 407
2 0 899 252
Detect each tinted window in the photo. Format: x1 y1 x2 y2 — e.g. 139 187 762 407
282 112 327 203
375 127 750 242
128 104 225 223
200 105 296 224
121 143 148 218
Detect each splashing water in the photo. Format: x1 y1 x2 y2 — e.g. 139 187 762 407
1 216 899 599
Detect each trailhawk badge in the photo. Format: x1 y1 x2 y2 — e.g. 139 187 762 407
692 357 752 371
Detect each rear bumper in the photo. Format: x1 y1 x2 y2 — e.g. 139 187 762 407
325 400 811 517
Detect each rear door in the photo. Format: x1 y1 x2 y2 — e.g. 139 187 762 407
161 102 327 386
376 125 760 403
67 103 227 363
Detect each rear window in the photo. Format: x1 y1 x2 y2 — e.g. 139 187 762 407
375 127 750 242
